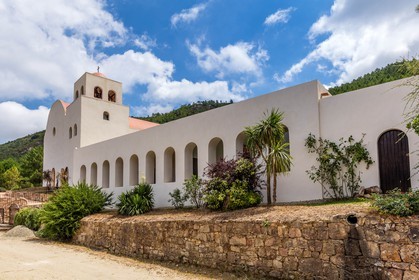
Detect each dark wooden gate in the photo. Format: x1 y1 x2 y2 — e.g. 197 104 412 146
378 130 411 193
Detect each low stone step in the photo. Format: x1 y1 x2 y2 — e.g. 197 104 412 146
0 224 13 231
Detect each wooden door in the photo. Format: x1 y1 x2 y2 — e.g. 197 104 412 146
378 130 411 193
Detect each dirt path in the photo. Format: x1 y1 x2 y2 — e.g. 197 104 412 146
0 232 238 280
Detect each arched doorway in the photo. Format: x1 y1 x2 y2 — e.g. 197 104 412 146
378 130 411 193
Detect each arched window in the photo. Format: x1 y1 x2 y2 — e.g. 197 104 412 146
74 124 77 136
81 85 84 95
94 86 102 99
185 143 198 179
235 132 248 156
130 155 139 186
146 151 156 184
103 111 109 121
208 137 223 164
53 127 56 136
90 163 97 186
108 90 116 102
115 157 123 187
75 90 79 99
51 168 56 187
164 147 176 182
102 161 110 188
69 127 72 139
80 165 86 183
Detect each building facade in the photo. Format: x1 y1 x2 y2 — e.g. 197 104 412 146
43 72 419 207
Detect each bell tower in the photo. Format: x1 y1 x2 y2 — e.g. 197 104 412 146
73 70 122 104
70 70 134 147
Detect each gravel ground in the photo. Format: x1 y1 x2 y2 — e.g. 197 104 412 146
97 201 373 223
0 230 246 280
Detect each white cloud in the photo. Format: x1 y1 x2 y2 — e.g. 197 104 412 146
264 7 295 26
132 104 174 117
133 34 157 51
171 3 207 27
0 0 249 142
0 102 49 144
188 42 269 78
275 0 419 85
0 0 127 102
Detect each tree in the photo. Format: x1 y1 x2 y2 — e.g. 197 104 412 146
19 146 43 187
3 166 21 190
245 109 292 204
269 140 292 203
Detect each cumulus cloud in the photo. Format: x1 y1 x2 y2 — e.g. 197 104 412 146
0 0 127 102
188 41 269 78
275 0 419 85
264 7 295 25
133 34 157 51
0 102 49 143
0 0 248 143
171 3 207 27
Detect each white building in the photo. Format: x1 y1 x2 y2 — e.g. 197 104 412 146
43 72 419 207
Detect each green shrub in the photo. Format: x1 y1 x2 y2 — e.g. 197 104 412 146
168 188 188 209
203 156 263 211
371 189 419 216
14 207 41 231
183 175 204 208
117 183 154 215
38 183 112 240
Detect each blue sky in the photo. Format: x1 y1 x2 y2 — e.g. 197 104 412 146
0 0 418 144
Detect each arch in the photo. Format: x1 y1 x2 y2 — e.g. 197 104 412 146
90 162 97 185
103 111 110 121
53 127 56 136
81 85 84 95
129 155 139 185
51 168 56 187
185 142 198 179
208 137 224 164
80 165 86 183
102 160 110 188
284 125 290 154
69 127 72 139
75 90 79 99
146 151 156 184
108 90 116 102
115 157 124 187
74 124 78 136
235 132 248 156
378 129 411 193
94 86 103 99
164 147 176 182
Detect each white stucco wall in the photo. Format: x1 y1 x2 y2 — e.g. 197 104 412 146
320 78 419 191
44 73 419 207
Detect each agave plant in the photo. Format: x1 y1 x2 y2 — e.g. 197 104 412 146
117 183 154 215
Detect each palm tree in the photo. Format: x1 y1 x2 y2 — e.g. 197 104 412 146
269 140 292 203
245 109 292 204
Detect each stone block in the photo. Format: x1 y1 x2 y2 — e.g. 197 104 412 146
288 228 302 238
359 240 380 259
404 271 419 280
381 243 402 262
229 236 246 246
400 245 419 263
328 223 348 240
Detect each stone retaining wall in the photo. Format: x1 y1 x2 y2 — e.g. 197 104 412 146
74 213 419 279
0 191 49 224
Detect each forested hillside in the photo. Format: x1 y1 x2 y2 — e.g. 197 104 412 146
0 130 45 161
136 100 233 124
328 58 418 95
